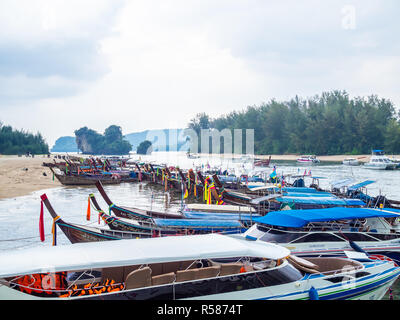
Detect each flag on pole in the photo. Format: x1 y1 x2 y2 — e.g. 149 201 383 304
270 166 277 179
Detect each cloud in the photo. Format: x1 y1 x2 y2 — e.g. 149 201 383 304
0 0 125 102
0 0 399 147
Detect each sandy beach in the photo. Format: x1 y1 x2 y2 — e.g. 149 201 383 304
0 155 61 200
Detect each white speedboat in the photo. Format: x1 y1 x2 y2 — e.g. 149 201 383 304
243 207 400 263
364 150 397 170
342 158 359 166
186 152 200 159
0 233 397 300
297 155 320 164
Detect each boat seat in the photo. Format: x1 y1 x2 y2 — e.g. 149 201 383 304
151 272 176 286
288 255 320 270
125 267 152 290
148 263 164 276
195 266 220 280
304 257 363 275
162 261 182 274
123 265 140 280
176 269 198 282
219 263 243 276
287 256 320 274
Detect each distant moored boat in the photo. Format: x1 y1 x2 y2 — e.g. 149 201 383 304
342 158 359 166
364 150 397 170
296 155 320 164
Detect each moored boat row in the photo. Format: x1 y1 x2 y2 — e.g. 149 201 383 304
2 154 400 301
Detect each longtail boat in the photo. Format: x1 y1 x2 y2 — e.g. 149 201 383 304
48 167 122 186
95 181 184 220
212 174 366 212
40 194 148 243
89 193 246 235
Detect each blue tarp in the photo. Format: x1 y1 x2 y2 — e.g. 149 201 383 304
216 175 265 183
183 211 261 222
279 187 323 193
153 219 243 228
282 192 334 197
254 207 400 228
217 176 238 183
348 180 376 191
276 196 365 206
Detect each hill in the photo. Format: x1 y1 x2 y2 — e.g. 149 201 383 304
51 136 79 153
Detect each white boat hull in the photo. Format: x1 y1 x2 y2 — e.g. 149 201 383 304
363 163 395 170
184 261 399 300
343 160 359 166
2 260 397 301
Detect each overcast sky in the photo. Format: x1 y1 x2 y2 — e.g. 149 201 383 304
0 0 399 147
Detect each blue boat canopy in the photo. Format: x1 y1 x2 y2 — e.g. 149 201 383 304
348 180 376 191
183 211 261 222
282 192 333 197
277 187 323 194
153 218 243 228
276 196 365 206
254 207 400 228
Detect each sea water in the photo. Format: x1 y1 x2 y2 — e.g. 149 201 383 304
0 151 399 299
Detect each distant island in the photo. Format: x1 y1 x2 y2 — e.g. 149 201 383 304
74 125 132 155
51 136 79 153
51 128 189 154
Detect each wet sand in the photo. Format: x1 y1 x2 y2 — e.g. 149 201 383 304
0 155 61 200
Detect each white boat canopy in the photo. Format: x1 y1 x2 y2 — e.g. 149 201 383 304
0 234 290 278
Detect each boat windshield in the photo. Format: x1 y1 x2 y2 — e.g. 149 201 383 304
255 226 305 243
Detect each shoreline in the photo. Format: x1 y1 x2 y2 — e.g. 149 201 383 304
0 152 394 200
256 154 372 163
196 153 375 163
0 155 61 200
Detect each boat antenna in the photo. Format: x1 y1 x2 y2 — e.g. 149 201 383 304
150 191 154 211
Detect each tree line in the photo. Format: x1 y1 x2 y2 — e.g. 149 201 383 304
188 90 400 155
0 122 49 155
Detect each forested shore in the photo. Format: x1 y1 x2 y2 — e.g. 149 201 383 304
188 91 399 155
0 122 49 155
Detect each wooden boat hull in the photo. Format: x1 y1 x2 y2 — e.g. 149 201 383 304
40 193 150 243
54 174 121 186
55 220 147 243
49 167 121 186
95 181 183 220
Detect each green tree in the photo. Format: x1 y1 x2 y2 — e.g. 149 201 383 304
74 125 132 155
137 140 152 155
186 90 397 156
0 122 49 155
